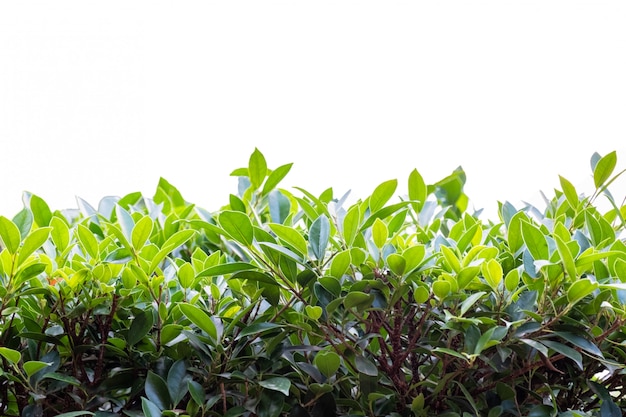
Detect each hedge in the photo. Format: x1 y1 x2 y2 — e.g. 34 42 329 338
0 149 625 417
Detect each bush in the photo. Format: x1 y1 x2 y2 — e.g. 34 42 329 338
0 149 625 417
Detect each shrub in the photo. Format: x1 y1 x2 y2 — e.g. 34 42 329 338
0 149 625 417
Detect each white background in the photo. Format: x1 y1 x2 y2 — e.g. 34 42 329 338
1 2 625 221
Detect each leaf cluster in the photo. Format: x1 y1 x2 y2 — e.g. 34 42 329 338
0 149 625 417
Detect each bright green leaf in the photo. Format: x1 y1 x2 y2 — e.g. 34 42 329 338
77 224 99 259
0 216 21 255
249 148 268 190
567 278 598 305
132 216 153 251
262 163 293 196
17 227 51 266
371 218 387 249
23 361 51 378
370 179 397 213
521 220 549 261
0 347 21 364
408 168 427 210
269 223 308 256
219 211 254 247
179 303 217 340
29 194 52 227
593 150 617 188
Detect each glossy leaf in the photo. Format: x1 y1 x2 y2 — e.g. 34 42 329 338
521 220 549 261
342 204 361 246
259 376 291 396
371 218 387 249
567 278 598 305
179 303 217 340
408 168 427 209
132 215 153 250
17 227 51 266
262 163 293 196
77 223 99 259
29 194 52 227
314 351 341 378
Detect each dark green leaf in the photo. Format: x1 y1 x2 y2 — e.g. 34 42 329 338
167 360 189 405
268 190 291 224
553 331 603 358
128 310 154 346
259 376 291 396
309 215 330 260
355 356 378 376
142 397 163 417
198 262 258 277
235 322 282 339
146 371 172 410
540 340 583 370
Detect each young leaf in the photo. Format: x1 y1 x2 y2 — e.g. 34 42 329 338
0 216 21 255
371 218 387 249
593 150 617 188
0 347 21 364
330 250 351 278
559 175 579 209
17 227 51 266
23 361 51 378
314 351 341 378
370 179 397 213
482 258 503 289
50 216 70 252
408 168 427 210
29 194 52 227
262 162 293 196
342 205 361 246
248 148 268 190
77 224 99 260
132 216 153 251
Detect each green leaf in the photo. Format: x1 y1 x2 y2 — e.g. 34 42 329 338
167 360 189 405
432 280 451 298
128 310 154 346
146 370 172 410
198 262 258 277
154 177 185 211
50 216 70 252
355 356 378 376
0 347 21 364
559 175 579 209
309 215 330 260
219 211 254 247
482 259 503 289
403 245 425 272
188 380 206 406
370 179 397 212
344 291 373 311
17 227 51 266
268 190 291 224
262 163 293 196
235 322 282 339
142 397 163 417
40 372 81 386
342 205 361 246
408 168 427 210
314 351 341 378
269 223 308 256
432 347 470 362
441 245 461 273
371 218 387 249
330 250 351 278
567 278 598 305
12 208 33 240
29 194 52 227
553 331 604 358
386 253 406 276
259 376 291 396
541 340 583 370
305 305 323 320
132 216 153 251
0 216 21 255
593 150 617 188
460 292 486 317
149 229 196 273
521 220 549 261
504 268 520 292
179 303 217 340
77 223 99 259
554 235 577 281
249 148 268 190
54 412 95 417
23 361 51 378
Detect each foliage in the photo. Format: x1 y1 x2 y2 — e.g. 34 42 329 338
0 149 625 417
